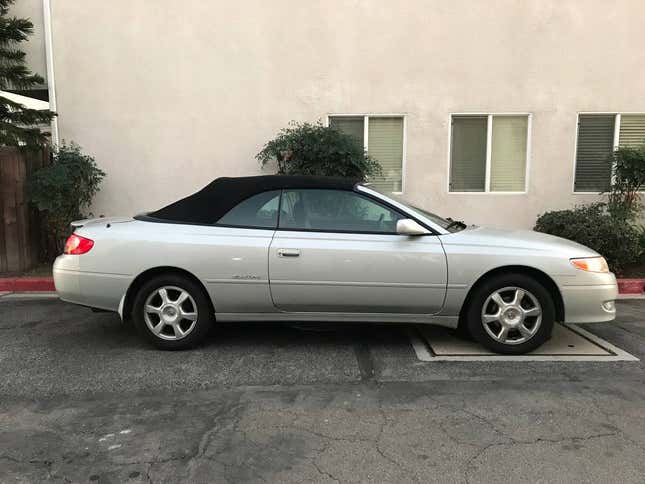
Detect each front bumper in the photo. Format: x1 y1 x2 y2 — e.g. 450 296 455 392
560 273 618 323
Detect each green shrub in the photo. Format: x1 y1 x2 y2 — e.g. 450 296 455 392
639 225 645 252
607 145 645 220
534 203 641 274
27 142 105 255
256 121 382 179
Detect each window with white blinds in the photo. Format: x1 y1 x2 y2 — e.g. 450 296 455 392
490 116 528 191
574 113 645 192
618 115 645 147
329 115 404 192
449 114 530 193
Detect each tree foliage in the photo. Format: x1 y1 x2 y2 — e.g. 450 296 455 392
256 121 382 179
28 143 105 253
0 0 54 148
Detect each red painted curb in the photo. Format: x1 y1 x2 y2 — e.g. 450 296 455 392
0 277 55 292
617 278 645 295
0 276 643 295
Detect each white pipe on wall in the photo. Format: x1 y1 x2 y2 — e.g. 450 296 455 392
42 0 59 147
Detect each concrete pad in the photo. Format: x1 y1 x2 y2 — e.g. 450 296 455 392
427 324 610 356
409 323 639 362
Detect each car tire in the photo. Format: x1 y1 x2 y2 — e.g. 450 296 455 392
465 273 555 355
132 273 214 350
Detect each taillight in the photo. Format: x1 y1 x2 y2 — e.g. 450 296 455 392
64 234 94 255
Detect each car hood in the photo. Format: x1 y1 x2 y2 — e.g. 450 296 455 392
440 225 600 258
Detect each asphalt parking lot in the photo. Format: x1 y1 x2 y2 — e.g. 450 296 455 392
1 297 645 483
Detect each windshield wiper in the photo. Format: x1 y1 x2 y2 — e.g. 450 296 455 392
445 219 467 230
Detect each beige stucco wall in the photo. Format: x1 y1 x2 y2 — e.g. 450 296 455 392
50 0 645 228
10 0 47 86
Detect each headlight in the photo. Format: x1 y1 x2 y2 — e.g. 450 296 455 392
570 256 609 273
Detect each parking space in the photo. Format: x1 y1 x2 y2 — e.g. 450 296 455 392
0 297 644 395
0 298 367 396
2 298 645 482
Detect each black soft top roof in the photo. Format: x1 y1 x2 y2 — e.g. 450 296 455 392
144 175 360 224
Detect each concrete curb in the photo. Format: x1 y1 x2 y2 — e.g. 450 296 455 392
0 292 59 301
0 276 643 295
617 293 645 300
617 278 645 295
0 277 55 292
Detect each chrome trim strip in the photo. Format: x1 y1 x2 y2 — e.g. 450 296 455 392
269 280 446 288
205 279 269 285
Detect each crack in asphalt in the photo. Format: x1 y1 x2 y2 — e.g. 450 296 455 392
312 454 342 484
0 398 640 484
2 301 645 483
462 431 623 484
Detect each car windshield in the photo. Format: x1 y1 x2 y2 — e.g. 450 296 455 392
410 205 466 232
364 185 467 233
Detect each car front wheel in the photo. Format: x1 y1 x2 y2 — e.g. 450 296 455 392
132 274 213 350
465 274 555 354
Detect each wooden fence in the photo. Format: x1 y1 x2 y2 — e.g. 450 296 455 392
0 147 49 273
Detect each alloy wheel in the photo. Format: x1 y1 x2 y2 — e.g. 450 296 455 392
480 286 542 345
143 286 198 340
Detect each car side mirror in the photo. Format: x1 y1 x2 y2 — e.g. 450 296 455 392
396 219 430 236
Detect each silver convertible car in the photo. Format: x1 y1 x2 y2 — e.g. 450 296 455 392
54 175 618 354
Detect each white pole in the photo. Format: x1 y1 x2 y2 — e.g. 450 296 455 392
42 0 59 148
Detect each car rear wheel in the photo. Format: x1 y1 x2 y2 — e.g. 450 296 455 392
132 274 213 350
465 273 555 354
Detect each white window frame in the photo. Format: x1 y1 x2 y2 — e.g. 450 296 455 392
572 112 645 194
325 113 407 194
447 112 532 195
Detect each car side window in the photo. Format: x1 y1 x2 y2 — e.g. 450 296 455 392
217 190 281 228
279 189 404 233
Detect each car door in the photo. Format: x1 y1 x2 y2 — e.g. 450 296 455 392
203 189 281 313
268 189 447 314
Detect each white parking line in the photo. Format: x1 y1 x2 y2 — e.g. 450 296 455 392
408 329 435 361
408 324 639 362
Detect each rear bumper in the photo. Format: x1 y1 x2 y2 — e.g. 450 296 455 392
53 256 81 304
53 256 131 312
561 279 618 323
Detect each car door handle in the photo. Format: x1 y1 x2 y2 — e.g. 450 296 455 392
277 248 301 258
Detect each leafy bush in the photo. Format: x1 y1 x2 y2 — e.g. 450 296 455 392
607 145 645 220
256 121 382 179
534 203 642 274
28 142 105 255
639 225 645 252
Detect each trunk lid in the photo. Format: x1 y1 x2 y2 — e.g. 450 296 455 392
70 216 133 229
